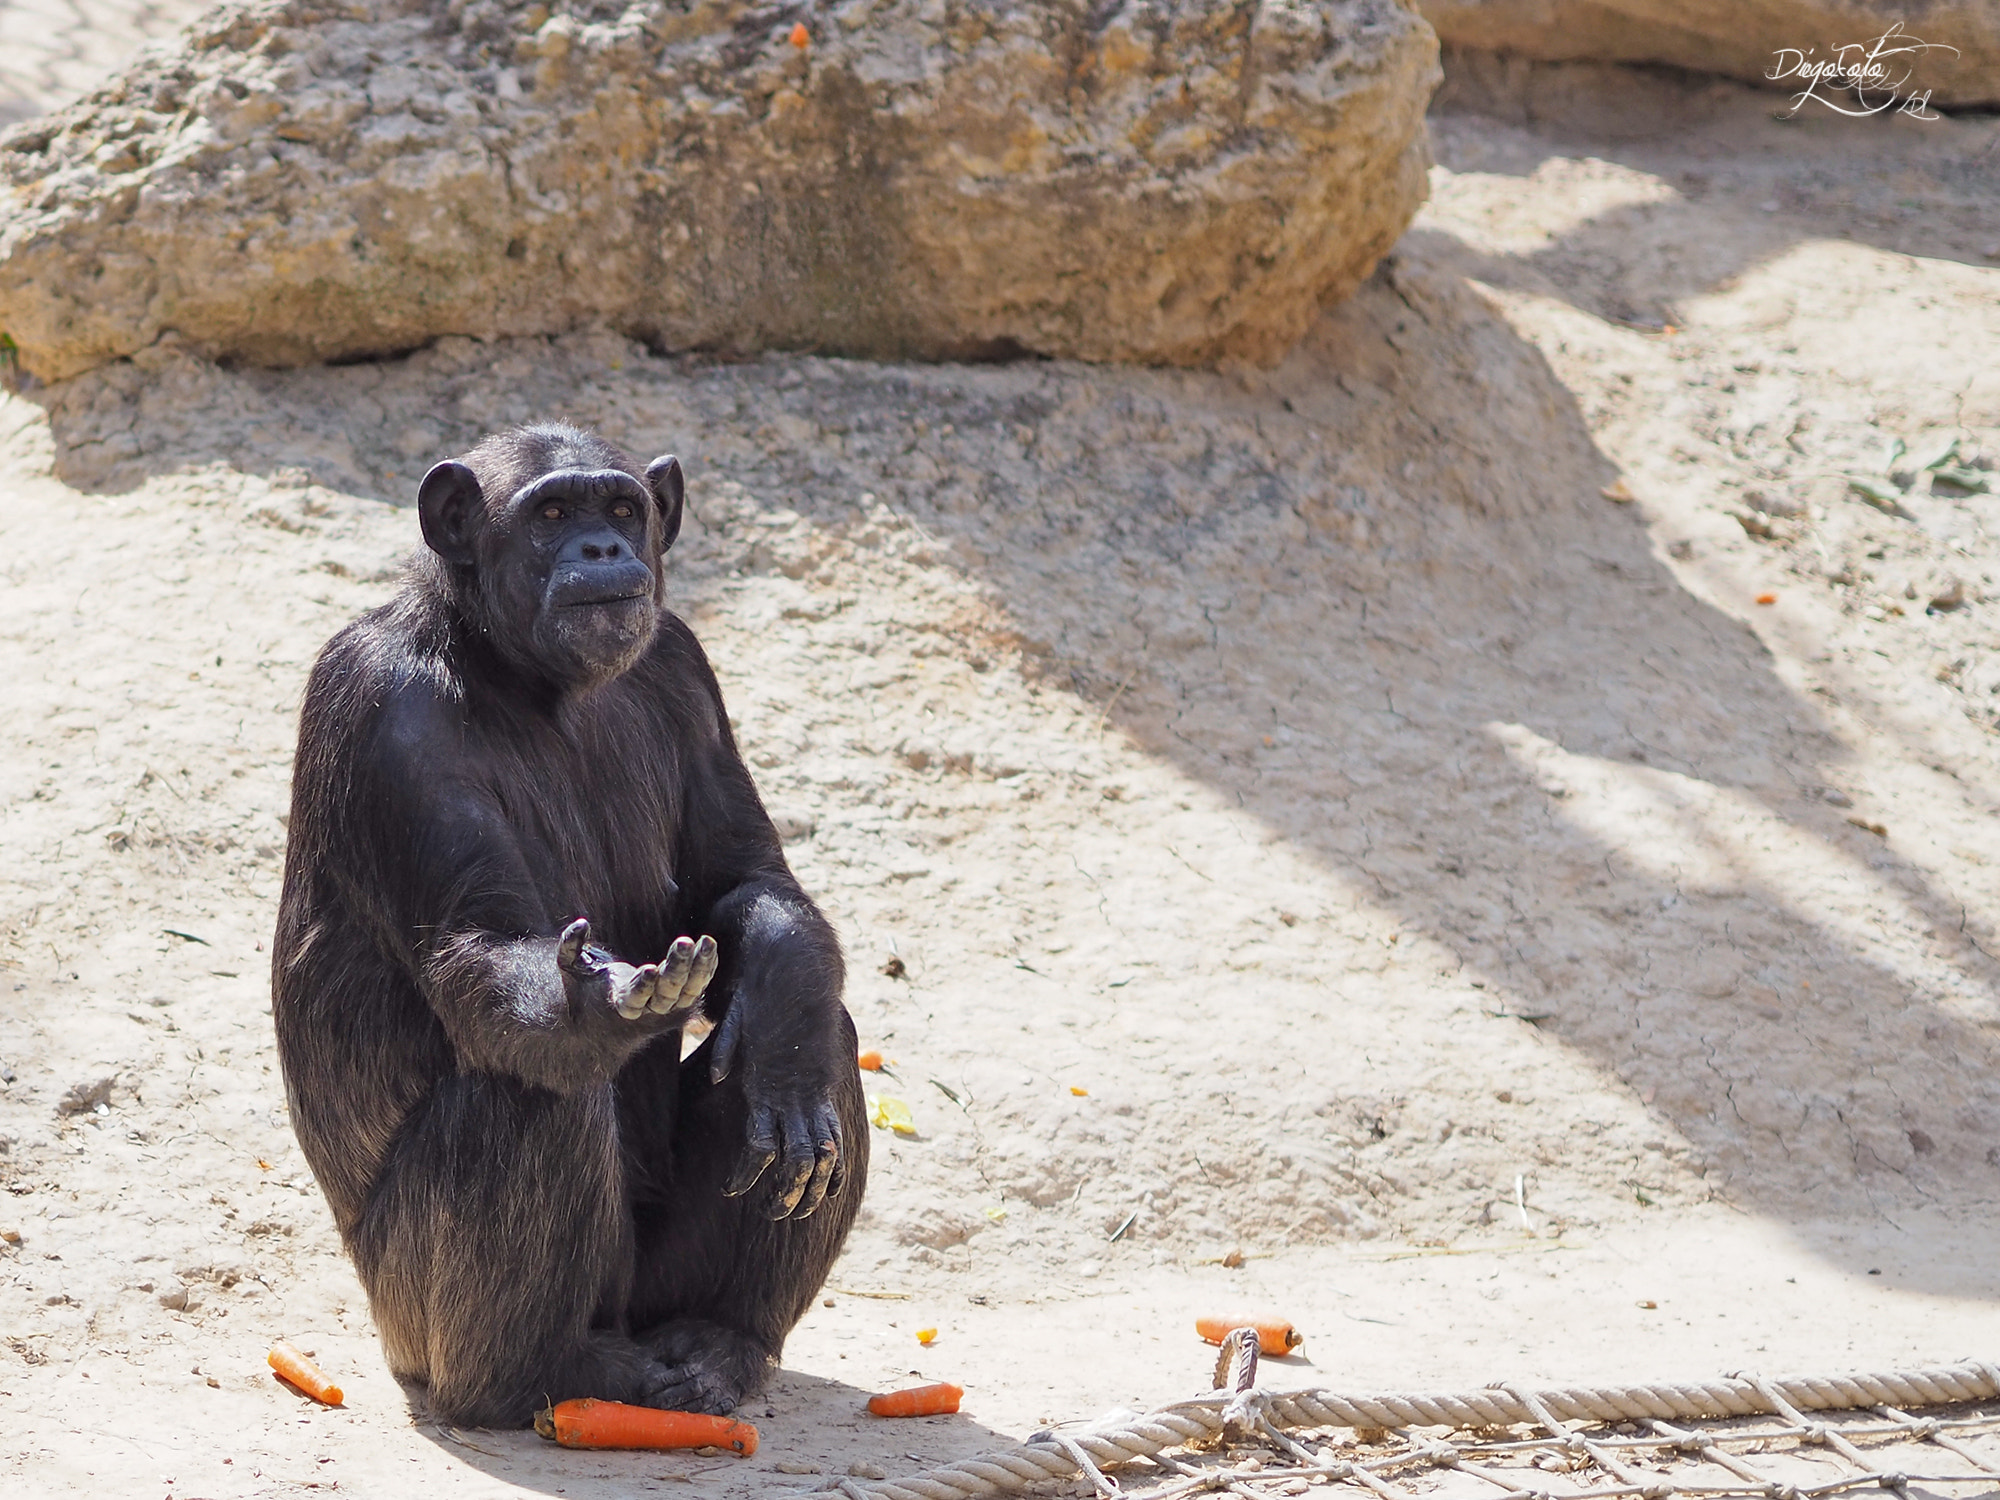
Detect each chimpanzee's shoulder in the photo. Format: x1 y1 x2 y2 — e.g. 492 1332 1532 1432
301 590 465 760
313 587 454 689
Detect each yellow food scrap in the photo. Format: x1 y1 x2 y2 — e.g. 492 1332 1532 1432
867 1095 917 1136
916 1327 938 1346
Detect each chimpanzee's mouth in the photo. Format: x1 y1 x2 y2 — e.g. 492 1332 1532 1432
548 558 654 610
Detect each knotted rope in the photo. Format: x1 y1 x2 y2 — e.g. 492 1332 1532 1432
806 1360 2000 1500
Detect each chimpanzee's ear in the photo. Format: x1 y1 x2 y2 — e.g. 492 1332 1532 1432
645 455 685 553
417 461 485 567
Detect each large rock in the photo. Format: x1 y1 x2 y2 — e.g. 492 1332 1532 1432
1419 0 1998 109
0 0 1439 382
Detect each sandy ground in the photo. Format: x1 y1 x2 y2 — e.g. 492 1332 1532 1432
5 27 2000 1500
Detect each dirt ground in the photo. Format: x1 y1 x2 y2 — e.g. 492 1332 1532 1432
5 26 2000 1500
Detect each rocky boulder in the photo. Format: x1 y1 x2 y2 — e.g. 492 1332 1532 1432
0 0 1439 382
1419 0 1997 110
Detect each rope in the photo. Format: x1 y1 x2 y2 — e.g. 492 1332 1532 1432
802 1361 2000 1500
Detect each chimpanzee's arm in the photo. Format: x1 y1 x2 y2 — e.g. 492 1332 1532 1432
670 658 853 1222
360 692 690 1096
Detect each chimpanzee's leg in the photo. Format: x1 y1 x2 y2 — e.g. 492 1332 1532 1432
618 1033 869 1414
348 1071 668 1427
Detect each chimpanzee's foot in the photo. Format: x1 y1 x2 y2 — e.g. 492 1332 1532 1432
638 1319 774 1414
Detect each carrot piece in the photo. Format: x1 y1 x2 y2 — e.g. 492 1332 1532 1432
868 1382 963 1418
534 1399 758 1455
267 1342 344 1406
788 21 810 47
857 1049 885 1071
1194 1315 1302 1356
1755 592 1777 605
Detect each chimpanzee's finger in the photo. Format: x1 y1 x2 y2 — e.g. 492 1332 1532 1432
659 935 695 989
792 1129 839 1219
765 1111 819 1220
685 935 719 1003
723 1109 778 1197
645 1366 733 1416
616 963 658 1020
647 937 699 1015
556 917 592 971
708 997 745 1084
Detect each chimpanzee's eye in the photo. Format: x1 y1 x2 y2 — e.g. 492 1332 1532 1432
611 502 633 518
541 505 564 521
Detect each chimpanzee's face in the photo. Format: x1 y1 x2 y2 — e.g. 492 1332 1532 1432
418 444 687 693
503 467 661 687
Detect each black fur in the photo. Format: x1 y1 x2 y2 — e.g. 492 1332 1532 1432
272 423 865 1427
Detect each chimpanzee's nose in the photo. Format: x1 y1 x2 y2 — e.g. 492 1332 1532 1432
548 524 653 607
558 526 630 566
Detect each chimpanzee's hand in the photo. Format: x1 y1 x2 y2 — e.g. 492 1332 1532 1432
557 919 720 1022
557 918 658 1019
708 999 846 1222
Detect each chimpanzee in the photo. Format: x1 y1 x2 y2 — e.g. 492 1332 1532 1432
271 422 865 1427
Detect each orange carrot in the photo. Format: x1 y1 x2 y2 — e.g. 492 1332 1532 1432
1755 592 1777 605
535 1399 758 1455
868 1382 963 1418
1194 1315 1302 1356
267 1342 344 1406
857 1049 885 1071
788 21 810 47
